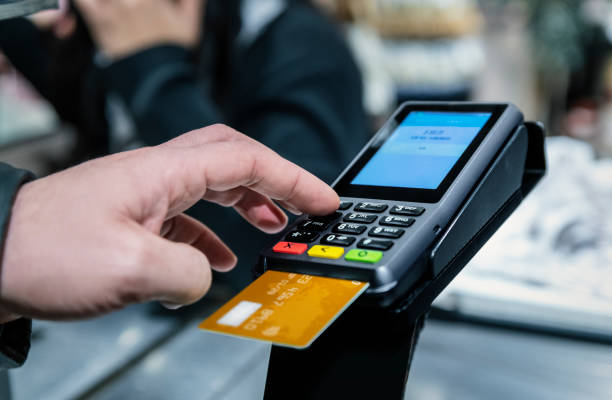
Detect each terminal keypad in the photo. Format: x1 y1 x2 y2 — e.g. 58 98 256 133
274 201 426 264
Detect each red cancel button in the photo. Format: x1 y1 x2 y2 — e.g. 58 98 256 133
272 241 308 255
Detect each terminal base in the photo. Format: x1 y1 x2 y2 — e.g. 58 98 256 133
264 305 425 400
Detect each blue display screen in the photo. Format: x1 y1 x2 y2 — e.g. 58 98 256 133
351 111 492 190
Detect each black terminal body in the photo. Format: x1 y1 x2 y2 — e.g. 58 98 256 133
257 102 535 308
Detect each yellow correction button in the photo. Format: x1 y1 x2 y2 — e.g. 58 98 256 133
307 245 344 259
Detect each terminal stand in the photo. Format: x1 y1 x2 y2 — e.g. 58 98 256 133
262 122 546 400
264 305 426 399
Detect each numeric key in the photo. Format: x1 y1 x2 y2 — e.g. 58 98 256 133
355 202 388 213
333 223 367 235
310 211 342 223
390 205 425 216
344 213 377 224
338 201 353 210
369 226 404 239
321 234 356 247
380 216 415 227
298 220 328 232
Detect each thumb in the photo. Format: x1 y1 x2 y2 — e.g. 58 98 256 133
137 232 213 307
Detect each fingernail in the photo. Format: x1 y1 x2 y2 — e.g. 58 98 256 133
285 206 302 216
161 301 183 310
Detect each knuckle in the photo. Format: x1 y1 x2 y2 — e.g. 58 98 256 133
283 168 303 203
209 123 232 132
208 123 244 140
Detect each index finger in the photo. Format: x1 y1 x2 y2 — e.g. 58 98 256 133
206 141 339 214
161 138 340 217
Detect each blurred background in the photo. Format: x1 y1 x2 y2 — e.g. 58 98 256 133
2 0 612 399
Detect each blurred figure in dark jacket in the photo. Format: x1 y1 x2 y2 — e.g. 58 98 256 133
0 0 367 289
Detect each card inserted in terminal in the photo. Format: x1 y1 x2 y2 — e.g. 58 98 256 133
199 271 368 349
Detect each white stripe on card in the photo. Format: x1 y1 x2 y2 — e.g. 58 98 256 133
216 301 262 327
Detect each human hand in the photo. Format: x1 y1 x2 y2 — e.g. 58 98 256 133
73 0 204 59
0 124 339 321
28 0 76 39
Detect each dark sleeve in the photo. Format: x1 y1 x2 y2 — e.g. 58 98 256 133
234 65 365 184
104 45 223 145
0 163 34 370
0 17 51 98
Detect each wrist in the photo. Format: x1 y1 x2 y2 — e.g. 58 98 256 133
0 165 33 326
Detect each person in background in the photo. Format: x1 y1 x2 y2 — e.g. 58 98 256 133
0 0 367 289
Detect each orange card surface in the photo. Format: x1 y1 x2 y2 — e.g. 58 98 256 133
198 271 369 349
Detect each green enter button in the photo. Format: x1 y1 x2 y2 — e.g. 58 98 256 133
345 249 383 263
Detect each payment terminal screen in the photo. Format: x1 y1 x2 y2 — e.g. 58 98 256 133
351 111 492 190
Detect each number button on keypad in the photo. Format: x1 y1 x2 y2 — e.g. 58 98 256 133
338 201 353 210
344 213 377 224
333 223 367 235
390 205 425 216
355 202 388 213
380 216 415 227
369 226 404 239
321 234 356 247
298 220 328 232
311 212 342 223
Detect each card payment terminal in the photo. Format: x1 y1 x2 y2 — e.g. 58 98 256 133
258 102 525 306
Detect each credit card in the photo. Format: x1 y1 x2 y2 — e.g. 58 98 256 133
198 270 369 349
